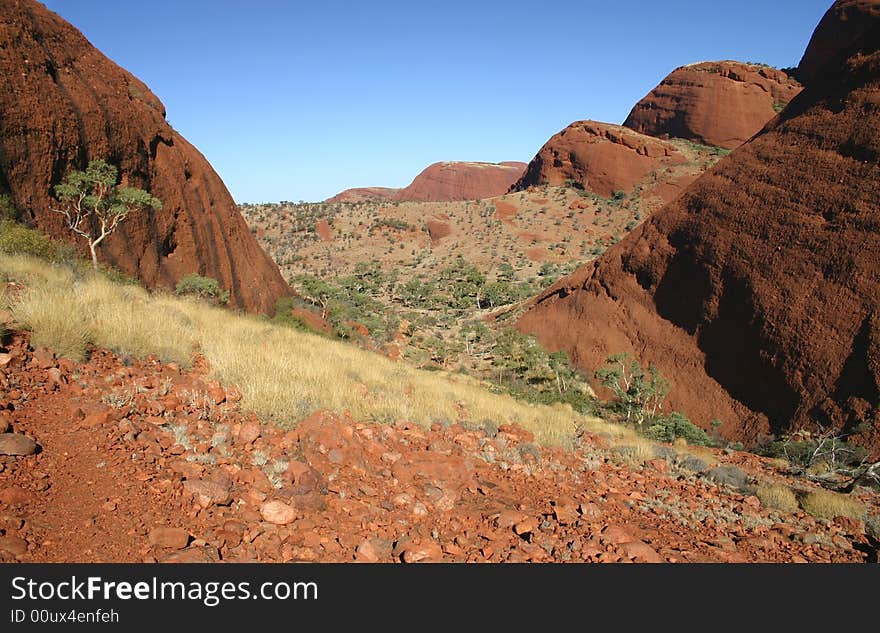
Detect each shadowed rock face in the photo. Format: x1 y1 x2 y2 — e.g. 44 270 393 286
327 161 526 202
518 4 880 456
798 0 880 86
510 121 692 199
623 61 803 149
0 0 289 313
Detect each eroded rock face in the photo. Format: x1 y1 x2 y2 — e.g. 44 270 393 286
327 161 526 202
518 10 880 456
510 121 691 199
0 0 289 312
623 61 803 149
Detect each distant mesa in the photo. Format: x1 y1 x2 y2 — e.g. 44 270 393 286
518 0 880 457
0 0 289 313
326 161 527 203
510 121 694 200
622 61 803 149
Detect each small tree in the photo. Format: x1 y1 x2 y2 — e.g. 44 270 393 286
51 159 162 269
595 353 670 425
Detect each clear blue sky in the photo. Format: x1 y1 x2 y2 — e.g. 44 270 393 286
43 0 830 203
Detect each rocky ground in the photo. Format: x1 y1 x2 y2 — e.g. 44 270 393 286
1 334 877 563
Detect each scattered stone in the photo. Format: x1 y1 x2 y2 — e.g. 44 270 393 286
0 536 28 557
401 541 443 563
182 479 231 507
552 497 579 525
238 418 261 445
148 527 189 549
355 540 379 562
0 433 37 456
621 540 663 563
260 500 297 525
601 524 635 545
514 517 537 537
705 465 749 490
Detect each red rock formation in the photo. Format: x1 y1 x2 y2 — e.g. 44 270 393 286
326 161 526 203
0 0 289 312
326 187 400 203
623 61 803 149
397 161 526 202
518 5 880 456
798 0 880 85
510 121 690 199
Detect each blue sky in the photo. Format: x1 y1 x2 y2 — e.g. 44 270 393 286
43 0 831 203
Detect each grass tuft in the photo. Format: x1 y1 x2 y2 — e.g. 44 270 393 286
799 489 865 520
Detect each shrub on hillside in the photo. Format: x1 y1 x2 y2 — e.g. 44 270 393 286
645 411 713 446
175 273 230 304
0 194 17 221
0 220 76 263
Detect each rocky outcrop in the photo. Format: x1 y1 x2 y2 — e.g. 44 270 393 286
510 121 691 199
623 61 803 149
0 0 289 312
518 4 880 455
327 161 526 203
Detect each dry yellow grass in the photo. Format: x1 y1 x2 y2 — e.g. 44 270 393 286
0 253 630 447
799 489 866 520
756 482 800 513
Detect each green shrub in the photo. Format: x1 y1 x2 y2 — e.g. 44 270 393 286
645 411 713 446
0 195 17 221
175 273 230 304
0 220 76 263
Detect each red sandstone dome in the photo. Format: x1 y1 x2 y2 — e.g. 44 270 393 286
622 61 803 149
509 121 693 200
518 1 880 456
0 0 289 312
327 161 526 203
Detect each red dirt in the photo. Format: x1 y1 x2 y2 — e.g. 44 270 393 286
1 336 874 563
495 201 518 222
623 61 803 149
425 219 453 244
518 7 880 456
0 0 289 313
328 161 527 203
511 121 691 198
524 248 549 263
314 219 334 242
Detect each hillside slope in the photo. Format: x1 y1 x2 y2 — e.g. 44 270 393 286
518 3 880 456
